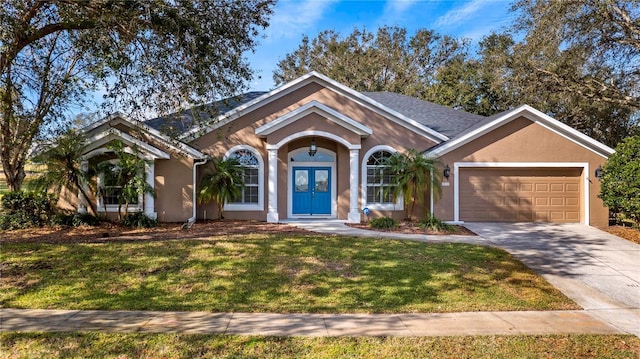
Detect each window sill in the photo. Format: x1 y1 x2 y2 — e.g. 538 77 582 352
363 203 402 211
224 203 263 211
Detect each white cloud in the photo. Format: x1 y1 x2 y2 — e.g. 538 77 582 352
265 0 341 40
433 0 485 28
379 0 421 25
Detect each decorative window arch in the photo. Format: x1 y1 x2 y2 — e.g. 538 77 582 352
224 145 264 211
362 145 403 210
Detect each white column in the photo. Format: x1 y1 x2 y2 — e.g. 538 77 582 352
144 161 157 219
266 147 279 223
348 148 360 223
77 160 89 214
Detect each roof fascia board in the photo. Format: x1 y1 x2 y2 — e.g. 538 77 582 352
180 71 448 144
83 128 170 160
255 100 373 137
427 105 615 158
84 113 205 159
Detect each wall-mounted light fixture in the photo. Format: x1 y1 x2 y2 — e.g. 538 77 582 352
308 138 317 157
443 164 450 179
594 165 603 180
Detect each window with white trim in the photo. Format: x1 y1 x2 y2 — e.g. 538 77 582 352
97 163 141 210
366 150 395 204
228 149 259 204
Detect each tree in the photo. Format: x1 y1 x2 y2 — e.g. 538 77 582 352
385 149 442 220
1 0 275 192
198 157 245 220
273 26 471 104
599 135 640 227
96 141 155 220
30 128 97 215
501 0 640 146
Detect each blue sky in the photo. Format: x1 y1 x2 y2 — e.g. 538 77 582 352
247 0 517 91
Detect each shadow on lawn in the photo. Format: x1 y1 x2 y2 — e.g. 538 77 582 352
1 233 573 312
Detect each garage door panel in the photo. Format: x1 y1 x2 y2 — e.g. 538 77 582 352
460 168 581 223
566 183 579 192
550 197 565 206
535 183 549 192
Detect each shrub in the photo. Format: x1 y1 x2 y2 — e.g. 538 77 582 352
0 212 37 230
369 216 398 229
72 213 101 227
122 212 157 228
0 191 56 230
419 215 454 232
50 212 75 226
599 135 640 227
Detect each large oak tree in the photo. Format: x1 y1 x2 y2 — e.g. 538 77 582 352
273 26 471 107
1 0 274 191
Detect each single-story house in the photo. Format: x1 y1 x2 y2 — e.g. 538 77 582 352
70 72 614 226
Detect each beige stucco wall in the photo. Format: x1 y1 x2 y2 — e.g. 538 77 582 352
188 82 438 222
433 117 609 226
154 157 194 222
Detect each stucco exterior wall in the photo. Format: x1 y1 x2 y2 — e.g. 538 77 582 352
433 117 609 226
187 82 438 222
154 157 194 222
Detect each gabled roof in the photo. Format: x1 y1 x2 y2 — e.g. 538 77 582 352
255 101 372 137
82 127 170 160
178 72 449 144
362 92 485 138
80 112 206 159
427 105 615 158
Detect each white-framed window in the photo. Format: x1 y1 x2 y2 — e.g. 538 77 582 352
96 161 142 212
362 146 402 210
224 145 264 211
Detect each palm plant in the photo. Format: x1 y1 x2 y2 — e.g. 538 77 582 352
96 141 155 220
198 157 245 220
385 149 442 220
31 129 98 215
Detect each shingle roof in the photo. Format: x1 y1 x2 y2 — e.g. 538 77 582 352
144 91 267 135
362 92 486 138
146 90 487 140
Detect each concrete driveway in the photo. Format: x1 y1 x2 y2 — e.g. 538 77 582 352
464 222 640 336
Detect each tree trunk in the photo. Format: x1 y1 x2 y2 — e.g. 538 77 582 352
76 181 98 216
3 161 25 192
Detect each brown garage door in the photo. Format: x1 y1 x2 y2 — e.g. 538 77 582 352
459 168 582 222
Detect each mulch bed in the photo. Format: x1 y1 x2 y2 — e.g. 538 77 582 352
347 221 477 236
0 220 310 244
3 219 636 244
600 225 640 245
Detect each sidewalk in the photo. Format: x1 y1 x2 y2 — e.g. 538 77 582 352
0 308 622 336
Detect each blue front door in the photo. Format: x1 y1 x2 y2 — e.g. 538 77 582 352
292 167 331 215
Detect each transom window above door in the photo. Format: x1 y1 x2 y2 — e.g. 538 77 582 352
290 150 334 162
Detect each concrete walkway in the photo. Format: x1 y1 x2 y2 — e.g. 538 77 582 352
1 220 637 337
0 308 621 336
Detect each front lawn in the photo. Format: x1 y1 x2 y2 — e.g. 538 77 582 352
1 233 578 313
1 333 639 359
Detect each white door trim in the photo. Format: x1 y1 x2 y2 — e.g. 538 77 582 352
454 162 590 224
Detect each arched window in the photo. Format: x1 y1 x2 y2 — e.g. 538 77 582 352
366 150 395 204
224 146 263 210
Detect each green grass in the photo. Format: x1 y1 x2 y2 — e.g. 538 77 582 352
1 333 639 358
1 234 577 313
